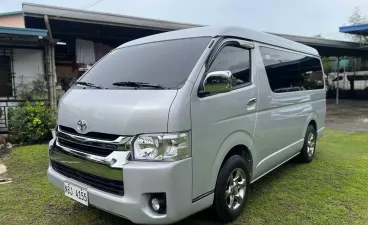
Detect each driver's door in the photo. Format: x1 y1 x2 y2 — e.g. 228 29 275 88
190 40 258 199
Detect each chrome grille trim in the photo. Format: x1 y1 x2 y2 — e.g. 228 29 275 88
55 140 113 166
57 128 132 151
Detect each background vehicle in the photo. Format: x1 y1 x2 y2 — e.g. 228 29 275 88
330 71 368 91
48 26 326 224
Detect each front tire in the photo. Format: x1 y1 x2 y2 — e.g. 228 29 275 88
213 155 250 222
300 125 317 163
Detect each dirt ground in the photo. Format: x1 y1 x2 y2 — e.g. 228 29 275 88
326 99 368 132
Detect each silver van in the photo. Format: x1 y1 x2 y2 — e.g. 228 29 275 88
48 26 326 224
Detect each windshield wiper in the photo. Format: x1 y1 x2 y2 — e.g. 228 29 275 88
112 81 167 89
75 81 104 89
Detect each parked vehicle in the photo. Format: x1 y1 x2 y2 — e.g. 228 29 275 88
48 26 326 224
330 72 368 91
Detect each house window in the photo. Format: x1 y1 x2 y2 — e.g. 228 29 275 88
0 52 13 97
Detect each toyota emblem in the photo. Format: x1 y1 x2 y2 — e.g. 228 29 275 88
77 120 87 132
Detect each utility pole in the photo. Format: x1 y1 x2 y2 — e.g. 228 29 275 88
336 57 340 105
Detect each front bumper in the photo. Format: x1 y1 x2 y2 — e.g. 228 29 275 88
48 157 196 224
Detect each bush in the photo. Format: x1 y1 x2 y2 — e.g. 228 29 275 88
8 101 56 144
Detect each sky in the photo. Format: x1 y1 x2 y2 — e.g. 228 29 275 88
1 0 368 40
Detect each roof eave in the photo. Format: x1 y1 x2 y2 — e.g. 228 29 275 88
22 2 201 31
0 26 48 37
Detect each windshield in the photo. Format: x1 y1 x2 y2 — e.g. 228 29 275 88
78 37 211 89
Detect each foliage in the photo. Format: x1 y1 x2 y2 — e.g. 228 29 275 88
346 7 368 44
7 101 56 144
15 74 48 101
321 57 334 74
312 34 324 39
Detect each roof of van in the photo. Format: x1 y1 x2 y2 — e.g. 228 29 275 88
118 26 319 56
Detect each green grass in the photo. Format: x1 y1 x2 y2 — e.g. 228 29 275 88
0 129 368 225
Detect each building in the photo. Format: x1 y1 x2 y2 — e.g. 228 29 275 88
0 11 24 28
0 26 49 134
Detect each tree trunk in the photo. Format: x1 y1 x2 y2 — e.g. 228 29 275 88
350 58 356 93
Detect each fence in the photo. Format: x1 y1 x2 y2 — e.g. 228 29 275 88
0 99 50 135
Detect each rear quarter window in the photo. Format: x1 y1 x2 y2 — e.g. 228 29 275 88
260 47 324 93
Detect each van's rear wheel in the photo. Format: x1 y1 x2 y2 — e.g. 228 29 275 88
214 155 250 222
300 125 317 163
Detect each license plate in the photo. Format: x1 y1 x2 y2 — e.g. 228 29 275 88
64 181 88 206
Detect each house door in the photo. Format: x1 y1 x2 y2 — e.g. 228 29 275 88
0 55 12 97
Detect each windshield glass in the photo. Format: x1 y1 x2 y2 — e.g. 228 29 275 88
78 37 211 89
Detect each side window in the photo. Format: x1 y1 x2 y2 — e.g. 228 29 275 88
333 76 343 82
259 47 302 93
208 45 251 87
299 56 324 90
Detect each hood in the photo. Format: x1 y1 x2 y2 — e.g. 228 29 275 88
57 89 178 136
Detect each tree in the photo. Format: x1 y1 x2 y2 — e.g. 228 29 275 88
343 7 368 93
312 34 324 39
346 7 368 43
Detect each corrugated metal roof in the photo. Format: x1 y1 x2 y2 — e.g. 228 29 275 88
21 3 366 56
0 26 47 37
22 3 200 31
340 24 368 35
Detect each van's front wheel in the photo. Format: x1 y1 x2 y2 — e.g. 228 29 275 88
214 155 250 222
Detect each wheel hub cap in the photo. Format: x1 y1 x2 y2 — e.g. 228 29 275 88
226 168 246 210
307 132 315 157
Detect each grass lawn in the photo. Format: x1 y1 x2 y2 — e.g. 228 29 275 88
0 129 368 225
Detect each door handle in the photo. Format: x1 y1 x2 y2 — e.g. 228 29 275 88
247 98 257 106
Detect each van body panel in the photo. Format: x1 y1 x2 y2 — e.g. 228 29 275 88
119 26 318 56
58 89 177 135
190 45 258 199
251 43 326 180
190 85 258 199
167 81 193 132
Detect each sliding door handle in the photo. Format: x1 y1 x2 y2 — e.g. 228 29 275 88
247 98 257 106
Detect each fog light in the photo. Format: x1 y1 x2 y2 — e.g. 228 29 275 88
149 193 166 214
151 198 160 211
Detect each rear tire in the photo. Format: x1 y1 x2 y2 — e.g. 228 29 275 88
300 125 317 163
213 155 250 222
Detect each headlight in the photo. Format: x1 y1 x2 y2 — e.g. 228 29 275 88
133 131 191 161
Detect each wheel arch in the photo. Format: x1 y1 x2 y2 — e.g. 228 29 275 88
303 112 318 138
210 130 255 191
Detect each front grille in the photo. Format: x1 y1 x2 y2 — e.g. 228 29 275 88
51 160 124 196
59 125 120 141
58 138 113 157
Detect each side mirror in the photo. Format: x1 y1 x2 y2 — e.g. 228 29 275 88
203 71 233 94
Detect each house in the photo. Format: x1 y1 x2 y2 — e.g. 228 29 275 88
0 14 49 134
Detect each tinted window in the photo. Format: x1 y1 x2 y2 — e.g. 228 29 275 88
260 47 302 93
333 76 343 82
347 75 368 81
299 57 324 90
208 46 251 87
260 47 324 93
79 37 211 89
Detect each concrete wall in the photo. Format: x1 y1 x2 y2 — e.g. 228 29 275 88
0 14 25 28
13 48 45 88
